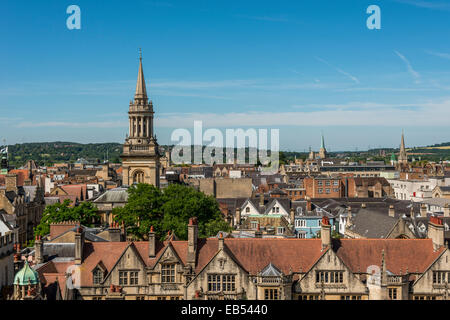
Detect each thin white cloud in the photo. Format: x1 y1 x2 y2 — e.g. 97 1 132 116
315 57 360 84
394 0 450 10
16 121 127 129
425 50 450 60
152 99 450 128
394 50 421 84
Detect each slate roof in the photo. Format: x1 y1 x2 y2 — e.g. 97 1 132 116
93 187 129 203
23 185 38 202
438 186 450 193
346 208 398 238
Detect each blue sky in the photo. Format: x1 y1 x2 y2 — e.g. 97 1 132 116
1 0 450 151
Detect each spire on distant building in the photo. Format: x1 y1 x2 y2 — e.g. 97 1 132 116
398 130 408 165
321 131 325 149
134 48 148 101
318 131 327 159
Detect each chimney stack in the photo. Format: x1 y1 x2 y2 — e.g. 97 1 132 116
5 174 18 192
74 226 84 265
187 217 198 267
218 232 224 250
444 203 449 218
420 204 427 218
255 224 263 238
428 216 444 250
346 207 352 227
320 217 331 249
109 222 121 242
259 193 265 208
306 196 312 212
290 207 295 225
389 205 395 218
34 236 44 264
148 226 156 258
235 207 241 227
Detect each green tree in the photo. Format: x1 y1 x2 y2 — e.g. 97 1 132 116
113 183 231 240
112 183 164 240
34 199 100 238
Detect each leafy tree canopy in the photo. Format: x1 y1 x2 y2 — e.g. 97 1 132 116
113 183 231 240
34 199 100 238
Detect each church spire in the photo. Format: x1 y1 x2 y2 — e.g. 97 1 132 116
398 130 408 164
318 131 327 159
135 49 148 101
321 131 325 149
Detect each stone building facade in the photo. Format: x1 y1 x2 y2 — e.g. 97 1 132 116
29 217 450 300
0 174 45 245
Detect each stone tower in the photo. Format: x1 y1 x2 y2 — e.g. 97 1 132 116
318 132 327 159
397 131 408 165
121 51 160 187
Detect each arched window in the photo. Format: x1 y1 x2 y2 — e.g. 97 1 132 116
133 170 145 184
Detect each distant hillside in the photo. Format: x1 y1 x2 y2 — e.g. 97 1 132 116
428 142 450 148
4 140 450 169
7 142 123 168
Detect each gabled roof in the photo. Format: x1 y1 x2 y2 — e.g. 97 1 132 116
260 262 282 276
333 238 445 275
241 198 262 213
264 198 290 215
222 238 323 274
347 208 398 238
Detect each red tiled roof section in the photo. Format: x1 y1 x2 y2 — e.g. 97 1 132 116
223 238 324 274
10 169 31 186
60 184 87 200
334 239 444 274
80 242 129 286
57 195 78 204
37 261 75 296
80 241 169 286
0 169 31 186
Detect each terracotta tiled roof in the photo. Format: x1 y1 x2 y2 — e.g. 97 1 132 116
0 169 31 186
80 242 132 286
79 241 168 286
37 237 446 289
333 239 445 274
60 184 87 199
37 260 75 298
56 195 78 204
222 238 324 274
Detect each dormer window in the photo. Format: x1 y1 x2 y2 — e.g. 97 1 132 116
246 207 250 213
93 267 104 285
161 264 176 283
